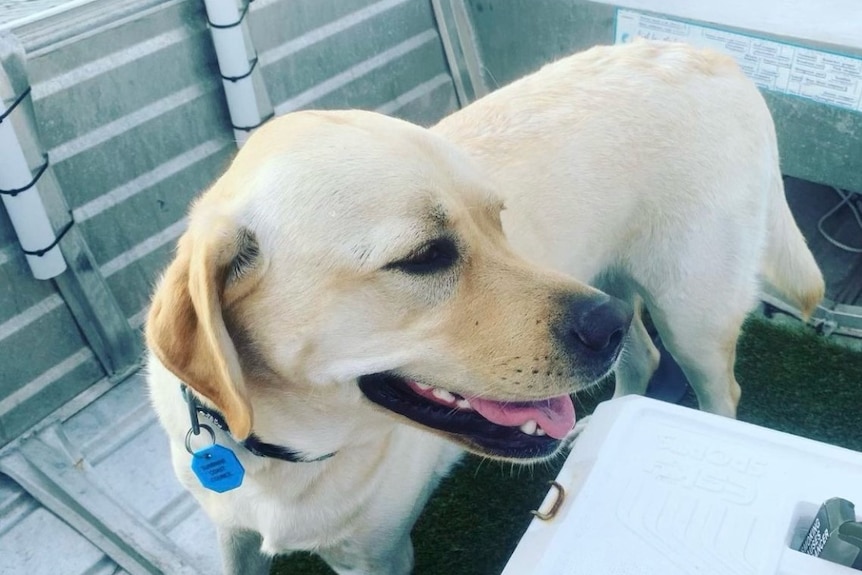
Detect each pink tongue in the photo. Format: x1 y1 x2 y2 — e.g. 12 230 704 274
469 395 576 440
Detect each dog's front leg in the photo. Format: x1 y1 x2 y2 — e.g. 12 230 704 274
319 533 414 575
218 527 273 575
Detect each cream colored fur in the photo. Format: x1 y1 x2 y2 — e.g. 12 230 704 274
146 41 823 574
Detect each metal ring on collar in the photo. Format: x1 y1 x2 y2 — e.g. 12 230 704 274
185 424 216 455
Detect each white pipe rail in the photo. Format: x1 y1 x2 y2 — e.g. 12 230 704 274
203 0 270 146
0 91 67 280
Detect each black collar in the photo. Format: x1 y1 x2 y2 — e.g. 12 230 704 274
181 385 335 463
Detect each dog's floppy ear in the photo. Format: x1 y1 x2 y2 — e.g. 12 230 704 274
146 210 263 439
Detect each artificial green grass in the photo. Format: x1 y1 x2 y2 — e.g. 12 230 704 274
272 316 862 574
735 317 862 452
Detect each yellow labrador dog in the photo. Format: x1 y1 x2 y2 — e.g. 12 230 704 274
146 41 823 574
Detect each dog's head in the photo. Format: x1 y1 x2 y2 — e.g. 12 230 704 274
146 110 631 461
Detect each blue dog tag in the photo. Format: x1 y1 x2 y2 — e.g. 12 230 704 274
191 444 245 493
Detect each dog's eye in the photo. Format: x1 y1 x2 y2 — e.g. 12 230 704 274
385 238 458 275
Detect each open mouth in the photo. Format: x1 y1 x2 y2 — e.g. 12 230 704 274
357 373 575 460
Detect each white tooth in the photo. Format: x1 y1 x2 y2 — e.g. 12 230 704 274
432 388 456 403
536 428 546 436
414 382 432 391
456 398 472 410
520 420 538 435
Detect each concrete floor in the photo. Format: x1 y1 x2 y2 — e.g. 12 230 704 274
0 371 220 575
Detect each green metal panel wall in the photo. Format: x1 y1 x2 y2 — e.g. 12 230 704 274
465 0 615 89
0 0 231 446
0 214 105 445
23 0 236 332
0 0 459 445
252 0 459 125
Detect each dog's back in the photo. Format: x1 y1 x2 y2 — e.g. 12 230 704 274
436 40 824 416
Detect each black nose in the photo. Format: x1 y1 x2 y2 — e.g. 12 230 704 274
555 294 633 358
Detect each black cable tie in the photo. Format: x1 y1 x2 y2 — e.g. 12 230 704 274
0 86 31 124
232 111 274 132
21 216 74 257
206 0 254 29
222 56 258 83
0 154 49 197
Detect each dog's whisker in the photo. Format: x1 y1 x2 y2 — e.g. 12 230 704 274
474 456 489 478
